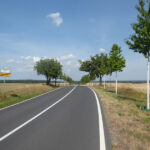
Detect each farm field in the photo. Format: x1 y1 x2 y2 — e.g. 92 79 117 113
89 83 150 150
0 83 67 109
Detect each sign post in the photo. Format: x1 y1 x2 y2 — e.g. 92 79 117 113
0 71 11 97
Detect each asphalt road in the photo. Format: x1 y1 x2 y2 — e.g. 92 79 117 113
0 86 111 150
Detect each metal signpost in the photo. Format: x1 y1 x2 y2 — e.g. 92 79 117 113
0 71 11 97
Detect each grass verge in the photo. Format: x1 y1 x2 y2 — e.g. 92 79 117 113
0 83 57 109
90 84 150 150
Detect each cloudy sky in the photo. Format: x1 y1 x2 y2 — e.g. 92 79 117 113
0 0 147 81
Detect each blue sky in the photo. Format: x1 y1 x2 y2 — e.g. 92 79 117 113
0 0 147 81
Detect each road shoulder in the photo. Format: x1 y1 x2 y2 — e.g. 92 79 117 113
89 86 112 150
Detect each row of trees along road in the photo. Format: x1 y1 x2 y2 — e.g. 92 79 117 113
34 59 74 86
126 0 150 109
79 44 126 95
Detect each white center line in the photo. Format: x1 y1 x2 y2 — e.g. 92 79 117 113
0 86 77 142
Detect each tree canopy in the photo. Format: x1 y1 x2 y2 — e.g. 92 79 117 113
109 44 126 73
126 0 150 58
79 44 125 85
79 53 108 85
90 53 108 84
80 75 91 84
61 73 75 84
34 59 62 85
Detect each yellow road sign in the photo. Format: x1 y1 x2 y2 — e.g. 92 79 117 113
0 73 11 77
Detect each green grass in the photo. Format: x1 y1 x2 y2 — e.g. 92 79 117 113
0 91 54 109
100 87 147 109
118 112 124 117
144 117 150 123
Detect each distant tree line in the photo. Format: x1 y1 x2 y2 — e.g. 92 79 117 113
34 59 74 86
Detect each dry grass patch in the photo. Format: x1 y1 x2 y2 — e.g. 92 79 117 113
0 83 57 108
90 84 150 150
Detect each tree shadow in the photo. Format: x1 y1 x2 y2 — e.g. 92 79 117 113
105 89 115 93
117 95 144 102
11 93 20 98
49 84 59 88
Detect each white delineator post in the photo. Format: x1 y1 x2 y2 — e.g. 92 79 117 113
1 78 5 97
110 75 111 89
147 56 150 109
104 76 106 89
116 71 118 95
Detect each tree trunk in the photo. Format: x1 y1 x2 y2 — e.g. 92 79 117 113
147 57 150 109
116 71 118 95
49 78 51 85
46 75 49 85
99 76 102 85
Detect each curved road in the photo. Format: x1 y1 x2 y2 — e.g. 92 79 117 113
0 86 111 150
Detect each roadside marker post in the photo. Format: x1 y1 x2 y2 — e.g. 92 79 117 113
147 57 150 110
104 76 106 89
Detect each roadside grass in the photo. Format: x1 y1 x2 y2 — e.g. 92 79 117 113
90 83 150 150
0 83 58 109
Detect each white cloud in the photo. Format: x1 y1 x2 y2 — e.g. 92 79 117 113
4 54 82 80
60 54 75 61
47 12 63 26
0 69 10 73
99 48 105 53
7 59 15 63
65 61 72 66
33 57 41 62
21 56 41 62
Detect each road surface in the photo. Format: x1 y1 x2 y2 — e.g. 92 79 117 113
0 86 111 150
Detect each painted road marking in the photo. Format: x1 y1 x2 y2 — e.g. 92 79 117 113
0 87 63 111
90 88 106 150
0 86 77 142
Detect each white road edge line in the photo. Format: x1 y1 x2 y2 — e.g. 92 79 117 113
0 86 77 142
0 87 63 111
89 88 106 150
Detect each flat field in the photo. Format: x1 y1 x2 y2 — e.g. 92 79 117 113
89 83 150 150
0 83 58 109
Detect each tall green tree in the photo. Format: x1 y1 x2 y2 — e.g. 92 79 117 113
79 53 108 85
61 73 75 85
34 59 62 86
91 53 108 85
79 60 95 80
126 0 150 109
51 60 62 86
109 44 126 95
80 75 91 84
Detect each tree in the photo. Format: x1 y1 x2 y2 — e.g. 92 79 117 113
109 44 126 95
126 0 150 109
79 60 95 80
79 53 108 85
51 60 62 86
80 75 91 84
91 53 108 85
61 73 75 85
107 56 114 89
34 59 62 86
